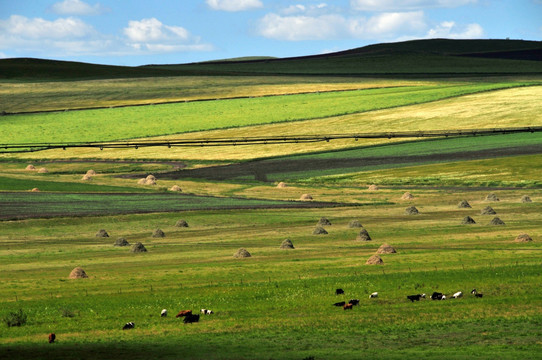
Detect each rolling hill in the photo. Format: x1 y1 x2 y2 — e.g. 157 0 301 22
1 38 541 81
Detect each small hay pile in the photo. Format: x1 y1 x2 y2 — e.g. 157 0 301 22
300 194 313 201
458 200 471 208
38 167 49 173
377 243 396 254
401 192 414 200
131 242 147 252
152 228 165 238
521 195 532 203
481 206 496 215
349 220 363 228
234 248 251 258
462 216 476 224
25 164 36 171
137 178 147 185
276 182 287 188
138 175 157 185
114 238 130 247
313 226 328 235
96 229 109 237
169 185 182 192
356 228 372 241
485 193 499 201
405 206 419 215
489 217 505 226
86 170 96 176
366 255 383 265
81 174 92 181
368 184 379 190
69 267 88 279
514 233 532 242
31 188 40 192
280 239 295 249
175 219 189 227
317 217 332 226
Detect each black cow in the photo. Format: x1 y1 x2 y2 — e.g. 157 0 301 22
183 314 200 324
336 288 344 295
407 294 422 302
122 322 135 330
431 292 444 300
349 299 360 306
333 301 346 307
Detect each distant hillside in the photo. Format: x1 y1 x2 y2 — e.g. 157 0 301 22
1 39 541 81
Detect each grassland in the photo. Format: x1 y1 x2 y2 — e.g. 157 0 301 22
1 39 542 359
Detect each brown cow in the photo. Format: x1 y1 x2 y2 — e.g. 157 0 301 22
343 303 353 310
48 333 56 343
175 310 192 318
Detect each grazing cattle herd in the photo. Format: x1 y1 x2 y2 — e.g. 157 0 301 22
47 287 484 342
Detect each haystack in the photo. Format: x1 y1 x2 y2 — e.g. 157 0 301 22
366 255 383 265
114 237 130 247
405 206 419 215
152 228 165 238
234 248 251 258
462 216 476 224
280 239 295 249
349 220 363 228
175 219 189 227
514 233 532 242
489 217 505 226
137 178 147 185
96 229 109 237
521 195 532 203
356 228 372 241
145 178 157 185
38 167 49 173
86 169 96 176
313 226 328 235
276 182 287 188
317 217 332 226
458 200 471 208
31 188 40 192
25 164 36 171
377 243 396 254
368 184 379 190
131 242 147 253
300 194 313 200
169 185 182 192
146 175 156 182
481 206 496 215
81 174 92 181
69 267 88 279
401 192 414 200
485 193 499 202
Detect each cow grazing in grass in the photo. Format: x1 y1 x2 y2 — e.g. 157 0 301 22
48 333 56 343
343 303 353 310
333 301 346 307
452 291 463 299
407 294 423 302
336 288 344 295
176 310 192 318
161 309 167 317
431 292 444 300
201 309 214 315
471 289 483 298
369 292 378 298
349 299 360 306
122 322 135 330
183 314 200 324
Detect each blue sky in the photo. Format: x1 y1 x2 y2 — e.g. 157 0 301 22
1 0 541 66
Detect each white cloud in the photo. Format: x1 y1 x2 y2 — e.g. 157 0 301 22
50 0 108 16
350 0 477 11
0 15 94 40
281 3 328 15
257 11 427 41
426 21 484 38
206 0 263 12
123 18 213 53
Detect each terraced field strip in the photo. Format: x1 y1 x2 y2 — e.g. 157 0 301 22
0 192 346 220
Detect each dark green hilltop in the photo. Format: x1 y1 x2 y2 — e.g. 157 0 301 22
1 38 541 80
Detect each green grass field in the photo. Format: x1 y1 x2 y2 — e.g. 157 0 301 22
1 39 542 360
